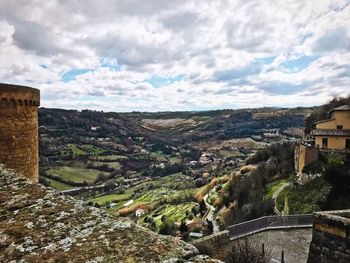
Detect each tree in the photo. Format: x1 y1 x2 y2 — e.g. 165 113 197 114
159 219 176 236
200 200 207 215
180 220 188 234
207 220 214 234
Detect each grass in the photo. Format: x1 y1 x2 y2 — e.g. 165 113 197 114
61 144 106 157
168 156 181 164
90 161 122 170
150 202 199 226
93 155 128 161
276 176 332 214
79 144 106 155
265 179 288 199
46 166 108 184
42 176 74 190
150 151 168 162
218 150 242 158
91 193 131 205
63 144 87 156
133 188 177 205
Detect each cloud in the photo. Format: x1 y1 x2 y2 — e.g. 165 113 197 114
313 27 350 52
0 0 349 111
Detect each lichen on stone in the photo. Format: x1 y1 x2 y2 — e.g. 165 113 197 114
0 167 221 262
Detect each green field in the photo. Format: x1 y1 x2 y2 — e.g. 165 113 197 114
61 144 106 157
150 151 168 162
90 161 122 170
168 156 181 164
93 155 128 161
266 179 288 199
42 176 74 190
150 202 199 226
63 144 87 156
79 144 106 155
92 193 131 205
46 166 109 184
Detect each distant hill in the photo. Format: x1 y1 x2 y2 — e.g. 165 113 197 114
39 106 312 146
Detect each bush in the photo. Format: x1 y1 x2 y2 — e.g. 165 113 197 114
196 238 271 263
277 176 332 214
302 160 324 174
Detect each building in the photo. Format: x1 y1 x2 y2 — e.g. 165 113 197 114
0 83 40 182
294 143 318 176
312 105 350 153
135 208 145 217
295 105 350 176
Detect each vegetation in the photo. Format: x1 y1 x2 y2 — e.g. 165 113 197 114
46 165 108 184
276 177 332 213
40 176 73 190
220 143 295 226
196 238 271 263
38 106 311 237
265 179 288 199
91 193 131 205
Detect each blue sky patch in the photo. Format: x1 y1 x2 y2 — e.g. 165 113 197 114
61 69 91 82
281 55 320 73
300 33 313 44
256 56 276 65
146 75 184 88
100 59 121 71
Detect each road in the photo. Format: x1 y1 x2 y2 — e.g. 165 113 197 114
272 182 292 215
202 188 220 233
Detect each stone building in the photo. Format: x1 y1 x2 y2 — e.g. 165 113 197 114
295 105 350 175
312 105 350 155
0 83 40 182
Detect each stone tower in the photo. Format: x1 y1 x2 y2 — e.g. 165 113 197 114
0 83 40 182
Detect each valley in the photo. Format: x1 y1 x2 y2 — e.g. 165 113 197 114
38 106 309 238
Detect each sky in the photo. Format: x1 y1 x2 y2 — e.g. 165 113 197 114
0 0 349 112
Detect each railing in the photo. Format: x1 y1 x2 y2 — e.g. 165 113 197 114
227 214 313 240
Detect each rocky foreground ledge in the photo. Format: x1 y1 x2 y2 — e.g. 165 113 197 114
0 167 220 263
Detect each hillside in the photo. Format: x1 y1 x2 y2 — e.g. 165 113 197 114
37 106 311 238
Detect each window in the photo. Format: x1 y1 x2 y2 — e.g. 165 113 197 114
346 139 350 149
322 138 328 147
337 125 343 130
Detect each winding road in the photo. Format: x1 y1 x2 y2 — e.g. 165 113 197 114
202 188 220 233
272 182 292 215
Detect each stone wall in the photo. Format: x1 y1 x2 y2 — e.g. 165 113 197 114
307 210 350 263
0 83 40 182
295 143 318 175
191 230 231 249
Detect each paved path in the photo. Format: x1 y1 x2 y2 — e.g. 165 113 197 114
251 229 312 263
272 182 291 215
203 189 220 233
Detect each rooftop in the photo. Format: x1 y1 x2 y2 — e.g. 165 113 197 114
0 166 219 263
312 129 350 137
331 105 350 112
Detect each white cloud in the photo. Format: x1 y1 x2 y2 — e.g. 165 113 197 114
0 0 349 111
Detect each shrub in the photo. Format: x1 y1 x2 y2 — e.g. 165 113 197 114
196 237 271 263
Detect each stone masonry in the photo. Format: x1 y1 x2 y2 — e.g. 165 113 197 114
307 210 350 263
0 83 40 182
